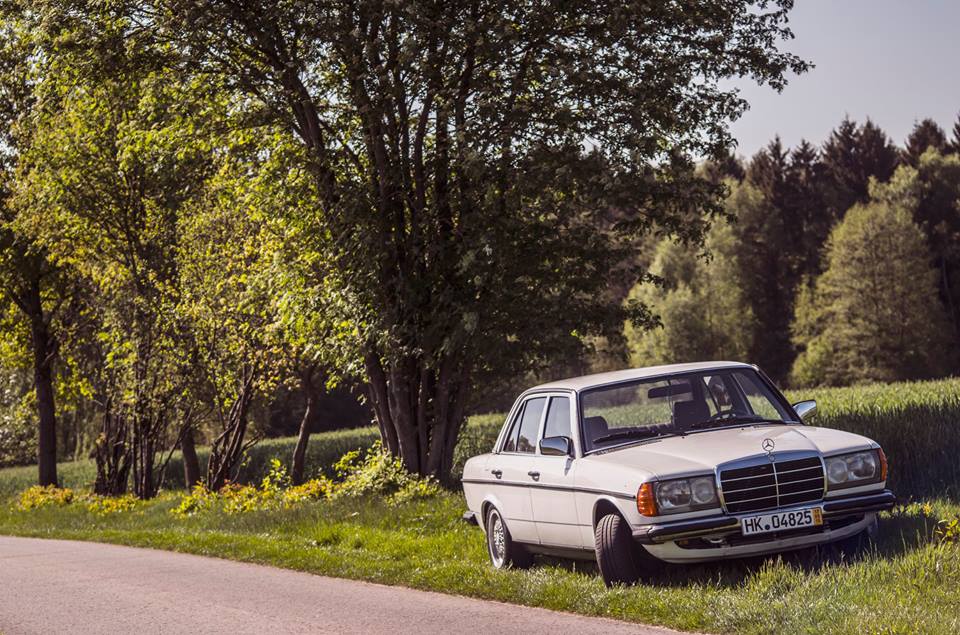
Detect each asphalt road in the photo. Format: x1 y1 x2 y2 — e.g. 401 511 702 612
0 536 685 634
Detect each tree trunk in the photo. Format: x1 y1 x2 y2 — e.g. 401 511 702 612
93 403 131 496
365 350 470 483
180 426 201 489
290 396 313 486
206 369 256 491
26 282 58 487
290 367 317 486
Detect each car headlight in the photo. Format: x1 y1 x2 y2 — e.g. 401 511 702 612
825 449 886 490
640 476 719 516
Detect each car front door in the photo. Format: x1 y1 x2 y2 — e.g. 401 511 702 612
529 394 582 547
485 396 547 544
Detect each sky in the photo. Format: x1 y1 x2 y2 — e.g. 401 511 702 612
729 0 960 158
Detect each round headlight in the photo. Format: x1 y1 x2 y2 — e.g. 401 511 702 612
656 479 691 509
849 452 877 479
827 457 849 484
690 477 717 505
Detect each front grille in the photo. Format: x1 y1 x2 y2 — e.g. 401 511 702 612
720 456 825 514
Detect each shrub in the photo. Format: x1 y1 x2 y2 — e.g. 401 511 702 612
14 484 139 516
937 517 960 544
170 444 440 516
330 441 441 504
16 485 75 510
85 494 139 516
171 460 333 517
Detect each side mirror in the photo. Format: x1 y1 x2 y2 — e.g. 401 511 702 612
540 436 573 457
792 400 817 422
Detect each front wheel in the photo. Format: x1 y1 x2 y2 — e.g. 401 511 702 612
485 506 533 570
595 513 661 586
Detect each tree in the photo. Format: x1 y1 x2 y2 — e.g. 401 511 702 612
625 215 754 367
903 118 947 167
16 10 218 497
176 131 291 491
784 139 831 278
790 201 952 386
0 2 74 486
154 0 808 480
949 112 960 154
733 143 798 381
872 150 960 348
821 117 899 219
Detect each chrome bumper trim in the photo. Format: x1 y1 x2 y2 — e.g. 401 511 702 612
633 489 895 545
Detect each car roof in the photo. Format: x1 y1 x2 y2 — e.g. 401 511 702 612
525 361 756 393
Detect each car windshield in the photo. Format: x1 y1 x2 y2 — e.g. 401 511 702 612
579 368 794 453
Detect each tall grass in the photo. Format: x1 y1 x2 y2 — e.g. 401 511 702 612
786 378 960 499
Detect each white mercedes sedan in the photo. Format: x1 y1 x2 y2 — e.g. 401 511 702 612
461 362 895 586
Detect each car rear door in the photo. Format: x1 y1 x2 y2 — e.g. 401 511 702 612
484 396 547 544
529 394 582 546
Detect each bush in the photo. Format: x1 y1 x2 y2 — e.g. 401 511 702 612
331 441 441 504
170 444 441 516
16 485 75 510
172 459 333 517
15 484 139 516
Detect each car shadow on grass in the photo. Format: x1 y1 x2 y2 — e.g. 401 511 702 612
533 512 944 589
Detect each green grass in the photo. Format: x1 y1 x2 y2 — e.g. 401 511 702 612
0 491 958 633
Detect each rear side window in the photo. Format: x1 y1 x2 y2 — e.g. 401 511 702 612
543 397 571 440
501 407 523 453
515 397 547 453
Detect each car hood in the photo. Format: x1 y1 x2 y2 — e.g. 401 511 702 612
578 424 878 485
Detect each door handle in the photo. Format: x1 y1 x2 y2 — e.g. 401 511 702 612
527 470 540 481
491 469 502 479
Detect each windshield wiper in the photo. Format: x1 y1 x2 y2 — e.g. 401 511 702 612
592 428 670 444
687 415 783 430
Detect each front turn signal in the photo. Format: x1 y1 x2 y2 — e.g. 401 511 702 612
637 482 658 517
878 447 887 482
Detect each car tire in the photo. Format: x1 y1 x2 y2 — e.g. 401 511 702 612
595 513 646 587
485 506 534 570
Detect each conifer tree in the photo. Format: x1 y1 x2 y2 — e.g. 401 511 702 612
903 118 948 166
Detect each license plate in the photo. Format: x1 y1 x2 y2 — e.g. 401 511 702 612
740 507 823 536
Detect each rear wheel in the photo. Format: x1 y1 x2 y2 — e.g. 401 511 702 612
485 506 533 570
595 513 659 587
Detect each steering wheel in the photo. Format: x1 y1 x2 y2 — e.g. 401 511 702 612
707 408 740 421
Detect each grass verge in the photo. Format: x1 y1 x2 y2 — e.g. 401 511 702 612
1 491 959 634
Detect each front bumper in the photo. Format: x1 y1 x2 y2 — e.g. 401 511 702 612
632 489 896 545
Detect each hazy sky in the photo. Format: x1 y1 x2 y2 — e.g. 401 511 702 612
729 0 960 158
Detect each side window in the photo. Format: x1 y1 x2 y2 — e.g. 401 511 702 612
501 405 524 453
515 397 547 453
543 397 571 440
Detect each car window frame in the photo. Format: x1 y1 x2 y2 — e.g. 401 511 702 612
496 390 578 456
513 396 547 454
496 395 547 455
575 366 801 456
540 395 574 453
